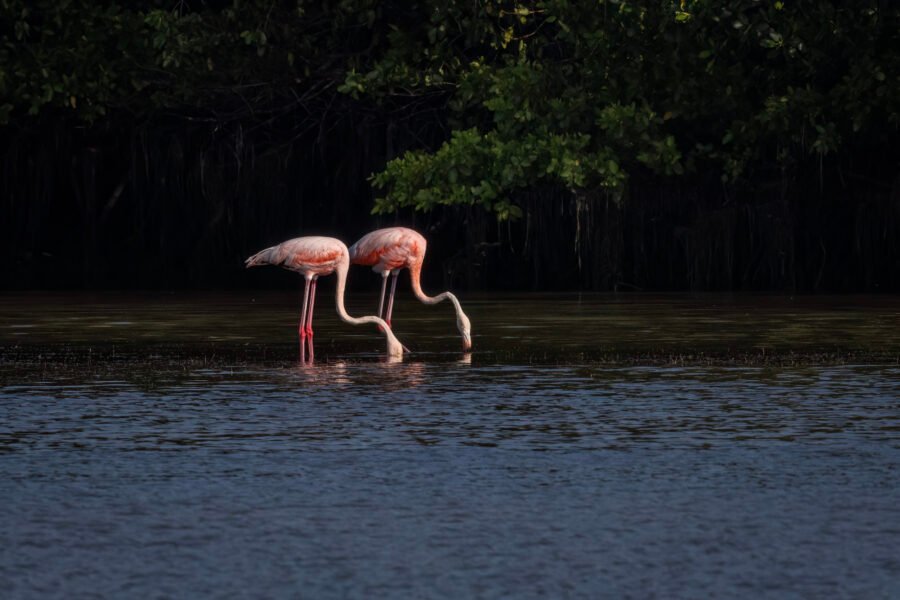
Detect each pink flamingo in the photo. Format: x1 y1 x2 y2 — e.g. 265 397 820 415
245 236 406 360
349 227 472 351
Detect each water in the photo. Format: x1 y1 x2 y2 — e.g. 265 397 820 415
2 292 899 598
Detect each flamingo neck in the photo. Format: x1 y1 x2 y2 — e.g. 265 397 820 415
334 261 403 354
333 260 353 322
409 263 466 316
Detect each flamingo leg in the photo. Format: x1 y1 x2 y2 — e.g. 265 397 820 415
384 270 399 328
299 277 311 362
306 277 317 362
377 271 390 319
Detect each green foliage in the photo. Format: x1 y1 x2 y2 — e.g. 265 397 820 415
355 1 899 217
371 127 625 218
1 1 897 220
0 0 378 122
1 0 144 120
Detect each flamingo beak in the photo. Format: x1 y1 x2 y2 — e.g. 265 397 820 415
462 334 472 352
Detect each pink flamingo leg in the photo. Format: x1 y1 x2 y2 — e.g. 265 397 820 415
377 271 390 319
305 277 317 361
384 270 399 328
299 277 311 362
375 270 390 332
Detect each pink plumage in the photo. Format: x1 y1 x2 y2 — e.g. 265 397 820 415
349 227 472 351
349 227 426 273
244 236 345 278
245 235 406 360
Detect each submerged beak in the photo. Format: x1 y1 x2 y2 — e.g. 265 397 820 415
462 335 472 352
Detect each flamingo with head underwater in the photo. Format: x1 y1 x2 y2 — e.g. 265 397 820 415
349 227 472 351
245 236 407 360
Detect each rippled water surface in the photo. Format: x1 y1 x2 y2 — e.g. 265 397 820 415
2 292 899 597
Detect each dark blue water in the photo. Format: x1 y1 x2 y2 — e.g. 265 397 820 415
2 294 899 597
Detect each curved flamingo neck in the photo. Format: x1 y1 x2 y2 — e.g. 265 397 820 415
409 262 465 315
334 260 403 354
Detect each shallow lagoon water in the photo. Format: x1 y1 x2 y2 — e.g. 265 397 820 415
1 292 899 597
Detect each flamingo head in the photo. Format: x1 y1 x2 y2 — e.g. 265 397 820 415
458 312 472 352
382 323 409 358
386 333 405 358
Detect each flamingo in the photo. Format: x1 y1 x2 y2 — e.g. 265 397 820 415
349 227 472 351
245 236 406 359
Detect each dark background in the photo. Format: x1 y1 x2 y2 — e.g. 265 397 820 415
3 112 897 292
2 2 898 293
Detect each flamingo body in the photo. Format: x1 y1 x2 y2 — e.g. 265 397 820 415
349 227 472 351
349 227 426 274
245 236 344 278
245 236 405 359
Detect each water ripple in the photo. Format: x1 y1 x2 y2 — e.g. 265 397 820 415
1 294 899 597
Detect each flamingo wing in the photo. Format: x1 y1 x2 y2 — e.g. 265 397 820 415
350 227 424 272
247 236 345 275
